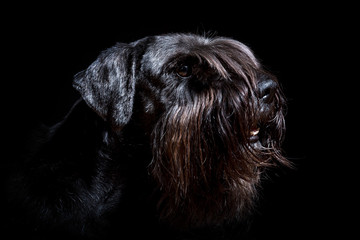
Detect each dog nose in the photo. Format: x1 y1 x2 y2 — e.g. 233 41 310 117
258 77 277 103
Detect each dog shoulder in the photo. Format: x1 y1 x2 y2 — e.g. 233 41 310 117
6 99 126 237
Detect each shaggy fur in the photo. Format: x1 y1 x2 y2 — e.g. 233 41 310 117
5 33 289 239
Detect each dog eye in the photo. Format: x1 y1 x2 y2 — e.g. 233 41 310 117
176 65 192 78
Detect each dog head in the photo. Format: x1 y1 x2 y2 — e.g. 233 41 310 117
73 33 289 226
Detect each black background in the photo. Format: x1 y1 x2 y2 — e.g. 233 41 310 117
2 2 355 239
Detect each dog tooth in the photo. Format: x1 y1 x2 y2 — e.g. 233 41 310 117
250 128 260 136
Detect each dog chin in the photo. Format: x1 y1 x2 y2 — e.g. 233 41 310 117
149 105 262 226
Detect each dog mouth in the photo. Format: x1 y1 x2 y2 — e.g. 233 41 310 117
249 127 260 143
250 127 260 136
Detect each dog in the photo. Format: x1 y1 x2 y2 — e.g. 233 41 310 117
5 33 290 239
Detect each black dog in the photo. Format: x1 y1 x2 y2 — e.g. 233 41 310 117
6 33 290 239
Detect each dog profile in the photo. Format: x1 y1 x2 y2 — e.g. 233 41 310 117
6 33 290 239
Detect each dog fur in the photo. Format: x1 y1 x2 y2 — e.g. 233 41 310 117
5 33 289 239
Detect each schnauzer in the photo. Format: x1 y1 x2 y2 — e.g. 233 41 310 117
6 33 289 239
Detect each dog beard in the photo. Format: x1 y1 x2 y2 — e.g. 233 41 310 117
150 80 285 227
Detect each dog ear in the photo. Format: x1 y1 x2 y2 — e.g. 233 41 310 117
73 43 136 128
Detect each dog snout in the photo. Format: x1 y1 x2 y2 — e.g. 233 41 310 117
258 77 278 103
